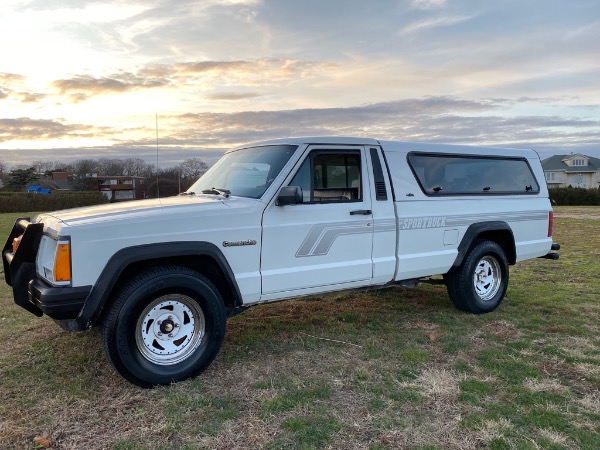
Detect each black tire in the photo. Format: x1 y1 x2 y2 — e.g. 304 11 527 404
101 266 226 388
445 240 509 314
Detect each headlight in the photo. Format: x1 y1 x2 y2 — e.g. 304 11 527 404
37 235 72 286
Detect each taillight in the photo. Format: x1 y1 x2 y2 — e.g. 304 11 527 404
54 242 72 282
548 211 554 237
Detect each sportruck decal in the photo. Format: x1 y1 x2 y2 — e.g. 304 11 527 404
399 210 548 230
400 216 447 230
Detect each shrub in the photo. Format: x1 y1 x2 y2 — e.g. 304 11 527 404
0 191 109 213
548 187 600 206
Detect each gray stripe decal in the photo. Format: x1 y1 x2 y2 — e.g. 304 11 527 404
296 219 396 257
296 221 371 257
397 210 548 230
373 219 397 232
296 210 547 257
444 210 548 227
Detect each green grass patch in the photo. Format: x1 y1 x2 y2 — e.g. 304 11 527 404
280 414 343 449
261 382 332 416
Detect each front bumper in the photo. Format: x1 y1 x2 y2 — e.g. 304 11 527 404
29 279 91 320
3 218 44 316
3 218 90 320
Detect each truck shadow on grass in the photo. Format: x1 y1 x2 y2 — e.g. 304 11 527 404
222 284 454 362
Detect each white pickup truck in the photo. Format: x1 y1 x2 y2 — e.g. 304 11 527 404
3 137 559 387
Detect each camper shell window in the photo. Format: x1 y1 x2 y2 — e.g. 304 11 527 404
407 153 540 196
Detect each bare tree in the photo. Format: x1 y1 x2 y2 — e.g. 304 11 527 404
70 159 99 190
122 158 154 177
97 158 125 176
31 160 56 177
179 158 209 181
48 161 70 174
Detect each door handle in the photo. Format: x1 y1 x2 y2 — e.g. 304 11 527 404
350 209 372 215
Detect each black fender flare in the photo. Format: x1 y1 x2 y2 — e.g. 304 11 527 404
452 221 516 269
75 241 243 330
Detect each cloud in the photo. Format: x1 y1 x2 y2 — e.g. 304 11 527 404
162 97 599 150
205 92 264 101
2 95 600 168
17 92 48 103
0 75 47 104
142 58 335 85
46 58 332 103
0 118 104 142
400 14 475 35
411 0 447 10
0 72 25 84
52 73 169 102
6 95 597 150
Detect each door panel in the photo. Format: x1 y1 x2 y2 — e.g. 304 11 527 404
261 146 374 295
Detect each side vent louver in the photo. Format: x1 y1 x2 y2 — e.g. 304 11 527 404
375 181 387 200
370 148 388 201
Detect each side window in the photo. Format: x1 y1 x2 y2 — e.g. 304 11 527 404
290 158 312 202
408 153 540 195
290 151 362 203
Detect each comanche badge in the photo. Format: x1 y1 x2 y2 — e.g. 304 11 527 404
222 239 257 247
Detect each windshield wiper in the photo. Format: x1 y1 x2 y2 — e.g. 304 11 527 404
201 188 231 198
179 191 195 196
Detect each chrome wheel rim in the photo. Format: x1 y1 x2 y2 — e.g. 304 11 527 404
473 256 502 301
135 294 205 365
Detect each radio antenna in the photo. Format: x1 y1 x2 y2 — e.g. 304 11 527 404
155 114 160 198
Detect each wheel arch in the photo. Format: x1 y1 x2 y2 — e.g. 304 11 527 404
452 221 516 269
75 242 243 330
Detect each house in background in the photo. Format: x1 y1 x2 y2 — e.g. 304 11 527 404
96 176 146 201
27 185 53 194
542 154 600 189
42 171 75 191
25 172 147 201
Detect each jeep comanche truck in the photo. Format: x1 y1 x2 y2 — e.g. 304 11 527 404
3 137 559 387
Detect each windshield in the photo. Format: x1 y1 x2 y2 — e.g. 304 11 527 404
187 145 298 199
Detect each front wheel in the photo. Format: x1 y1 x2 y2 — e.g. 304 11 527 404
445 240 509 314
102 266 226 388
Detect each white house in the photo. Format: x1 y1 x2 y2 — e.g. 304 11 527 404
542 153 600 189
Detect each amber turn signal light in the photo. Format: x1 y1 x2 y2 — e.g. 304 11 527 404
12 235 23 253
54 243 72 282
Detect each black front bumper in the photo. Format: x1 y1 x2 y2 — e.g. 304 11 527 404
3 217 90 321
3 217 45 316
29 279 91 320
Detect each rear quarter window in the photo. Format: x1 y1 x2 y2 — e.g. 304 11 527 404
407 153 540 196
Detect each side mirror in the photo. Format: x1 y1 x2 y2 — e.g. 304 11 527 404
276 186 303 206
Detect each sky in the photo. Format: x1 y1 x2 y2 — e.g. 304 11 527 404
1 0 599 169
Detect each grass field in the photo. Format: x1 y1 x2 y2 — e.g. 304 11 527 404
0 208 599 449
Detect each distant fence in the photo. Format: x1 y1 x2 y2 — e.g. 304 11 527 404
549 187 600 206
0 191 109 213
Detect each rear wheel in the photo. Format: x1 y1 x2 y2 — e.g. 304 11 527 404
445 240 508 314
102 266 226 388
